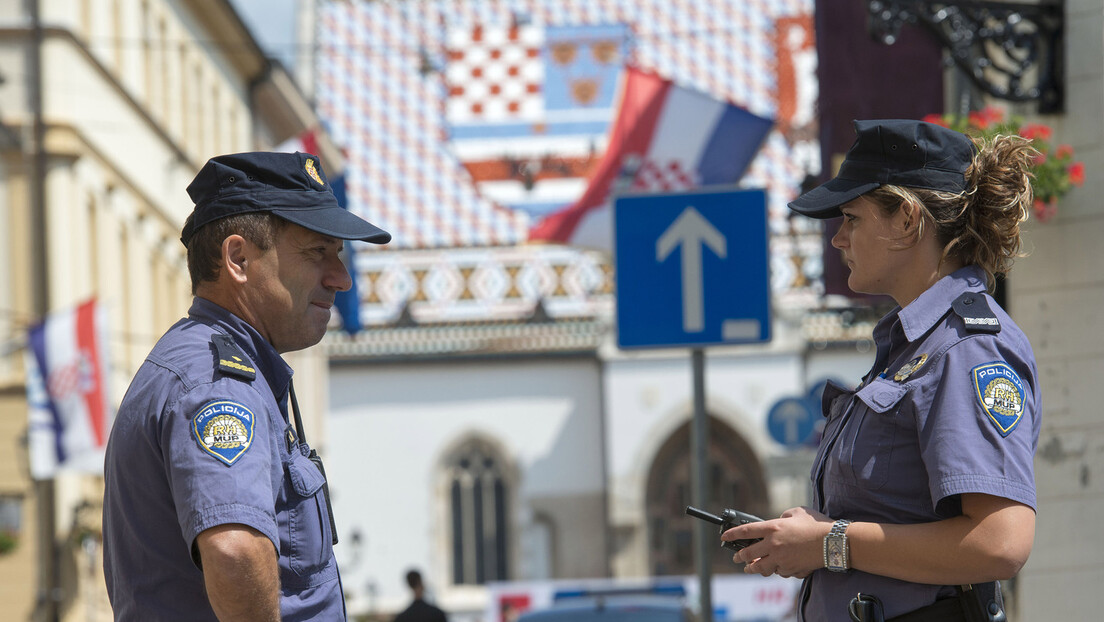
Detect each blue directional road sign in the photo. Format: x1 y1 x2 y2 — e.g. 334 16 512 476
767 396 818 448
615 187 770 349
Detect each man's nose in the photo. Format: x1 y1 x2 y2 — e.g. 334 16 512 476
325 254 353 292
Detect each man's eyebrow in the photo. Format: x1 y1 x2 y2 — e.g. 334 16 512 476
306 233 340 245
296 233 343 253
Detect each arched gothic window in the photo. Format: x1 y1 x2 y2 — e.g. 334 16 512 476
446 438 510 585
645 417 769 577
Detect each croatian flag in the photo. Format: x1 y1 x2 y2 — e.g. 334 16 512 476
277 129 362 334
528 67 773 250
24 299 113 480
276 126 323 157
330 174 363 335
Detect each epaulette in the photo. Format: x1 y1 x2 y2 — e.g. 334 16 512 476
212 334 257 380
952 292 1001 334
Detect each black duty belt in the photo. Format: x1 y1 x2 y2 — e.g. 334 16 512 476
888 595 969 622
850 583 1006 622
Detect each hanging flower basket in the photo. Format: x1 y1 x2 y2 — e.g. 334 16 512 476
923 107 1084 222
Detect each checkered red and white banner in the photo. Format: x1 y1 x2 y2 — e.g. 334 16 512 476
446 24 544 124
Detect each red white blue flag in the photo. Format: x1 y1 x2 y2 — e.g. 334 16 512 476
24 299 113 479
529 67 774 250
277 129 362 334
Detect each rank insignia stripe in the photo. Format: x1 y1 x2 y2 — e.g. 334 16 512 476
192 400 256 466
212 334 256 380
971 361 1025 437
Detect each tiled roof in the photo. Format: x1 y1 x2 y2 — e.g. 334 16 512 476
315 0 821 249
315 0 829 344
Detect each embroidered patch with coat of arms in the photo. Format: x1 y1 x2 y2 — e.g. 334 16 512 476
192 400 256 465
971 361 1025 437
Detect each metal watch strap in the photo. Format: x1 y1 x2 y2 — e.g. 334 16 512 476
824 518 852 572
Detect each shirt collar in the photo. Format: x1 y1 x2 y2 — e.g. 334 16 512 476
896 265 988 342
188 297 293 399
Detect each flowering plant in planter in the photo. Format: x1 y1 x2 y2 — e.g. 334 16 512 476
922 107 1084 222
0 529 17 556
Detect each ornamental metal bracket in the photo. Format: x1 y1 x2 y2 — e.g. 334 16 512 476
867 1 1065 113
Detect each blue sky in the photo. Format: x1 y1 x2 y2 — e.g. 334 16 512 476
230 0 299 70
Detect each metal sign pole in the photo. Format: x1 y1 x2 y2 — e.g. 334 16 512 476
690 348 712 621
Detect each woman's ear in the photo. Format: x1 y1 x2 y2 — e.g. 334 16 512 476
897 200 923 236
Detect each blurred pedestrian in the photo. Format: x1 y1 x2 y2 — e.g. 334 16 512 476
395 569 448 622
723 119 1040 621
103 152 390 621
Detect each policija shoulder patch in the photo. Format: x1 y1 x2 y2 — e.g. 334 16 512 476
971 362 1025 437
193 400 255 465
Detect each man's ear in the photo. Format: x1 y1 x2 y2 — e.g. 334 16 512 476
222 234 250 284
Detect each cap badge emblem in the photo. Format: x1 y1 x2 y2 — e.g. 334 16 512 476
305 158 324 186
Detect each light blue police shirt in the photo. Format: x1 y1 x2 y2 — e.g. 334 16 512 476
800 266 1040 621
103 297 343 621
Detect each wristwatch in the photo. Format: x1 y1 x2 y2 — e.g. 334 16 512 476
823 519 852 572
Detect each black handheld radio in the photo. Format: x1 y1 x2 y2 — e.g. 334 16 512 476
685 505 763 551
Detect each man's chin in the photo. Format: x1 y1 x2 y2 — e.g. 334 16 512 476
274 327 327 353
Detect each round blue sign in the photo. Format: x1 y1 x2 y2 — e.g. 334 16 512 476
767 396 817 448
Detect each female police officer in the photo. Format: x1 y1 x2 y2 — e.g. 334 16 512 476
722 119 1040 621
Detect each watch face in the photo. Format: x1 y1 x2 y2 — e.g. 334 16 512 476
828 540 845 567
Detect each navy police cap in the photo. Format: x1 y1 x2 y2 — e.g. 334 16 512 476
181 151 391 247
789 119 977 219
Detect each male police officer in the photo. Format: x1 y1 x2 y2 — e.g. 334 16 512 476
103 152 389 621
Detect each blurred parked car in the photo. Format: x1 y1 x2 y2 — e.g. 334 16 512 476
515 585 695 622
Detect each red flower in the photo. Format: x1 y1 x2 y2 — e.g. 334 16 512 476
1069 161 1085 187
979 106 1005 126
1020 123 1053 141
1032 198 1058 223
967 107 1004 130
922 114 949 127
1031 152 1047 166
1056 144 1074 159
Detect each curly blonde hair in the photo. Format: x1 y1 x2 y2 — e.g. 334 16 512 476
865 133 1036 291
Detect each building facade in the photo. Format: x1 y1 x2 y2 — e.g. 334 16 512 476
309 1 1104 621
1013 0 1104 617
0 1 337 620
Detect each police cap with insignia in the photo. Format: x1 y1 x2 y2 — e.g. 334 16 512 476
788 119 977 219
180 151 391 247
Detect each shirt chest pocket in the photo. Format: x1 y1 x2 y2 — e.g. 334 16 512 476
284 448 335 580
841 379 909 490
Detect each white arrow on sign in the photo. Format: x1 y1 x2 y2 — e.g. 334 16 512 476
775 400 810 445
656 206 727 333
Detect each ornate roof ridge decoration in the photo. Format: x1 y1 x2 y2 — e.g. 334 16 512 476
326 315 609 359
868 0 1065 112
801 306 887 347
347 244 615 328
